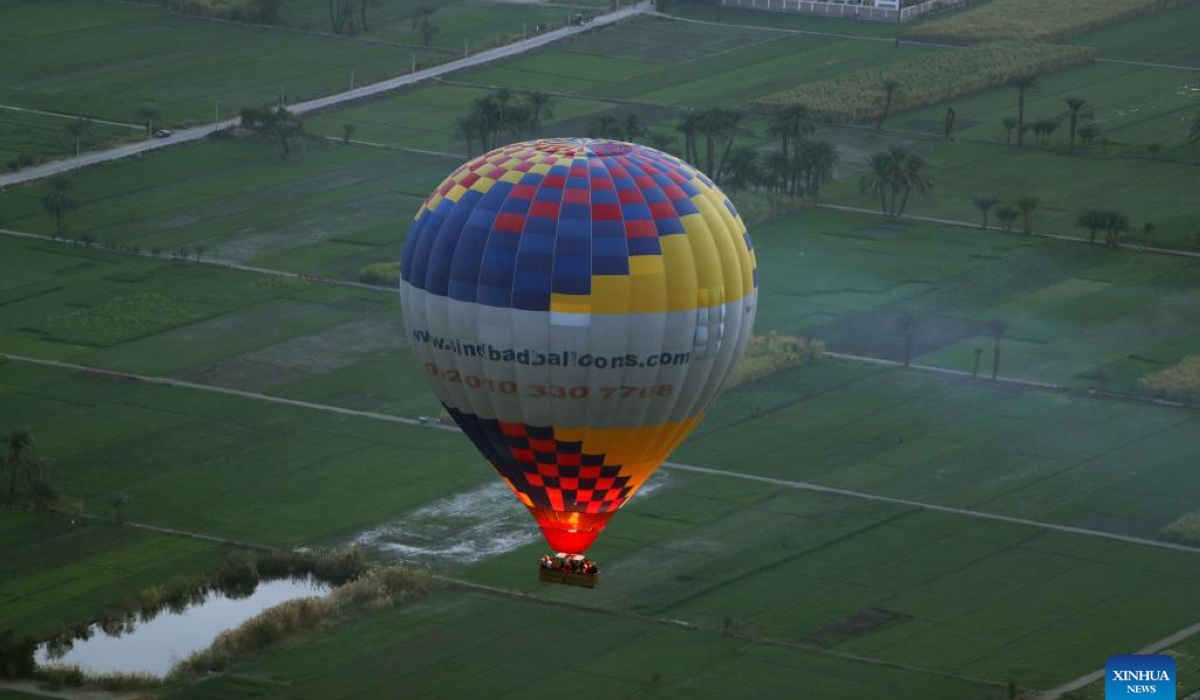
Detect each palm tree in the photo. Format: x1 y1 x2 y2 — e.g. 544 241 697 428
1063 96 1090 152
623 113 646 143
798 140 839 203
859 151 894 216
675 111 700 165
589 114 624 140
1075 209 1107 244
1011 75 1039 147
1079 123 1102 148
110 493 131 525
767 104 814 195
1103 209 1131 249
1014 196 1040 234
986 319 1007 380
897 309 919 367
524 91 554 134
995 204 1019 232
65 118 93 156
888 146 933 217
972 195 998 229
1001 117 1017 145
876 78 902 131
40 175 78 238
411 5 439 46
138 104 161 137
341 122 356 145
722 147 759 191
6 430 36 506
713 109 745 184
644 132 675 155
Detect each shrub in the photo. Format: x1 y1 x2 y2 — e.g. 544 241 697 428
1159 513 1200 546
1137 355 1200 403
728 332 824 389
359 262 399 287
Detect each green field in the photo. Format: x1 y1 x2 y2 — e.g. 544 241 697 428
1074 1 1200 66
280 0 588 50
4 5 1200 696
0 0 438 128
457 17 944 107
0 510 223 637
0 139 448 278
5 359 1200 696
0 109 137 166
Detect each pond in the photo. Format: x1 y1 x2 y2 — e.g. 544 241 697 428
36 577 330 676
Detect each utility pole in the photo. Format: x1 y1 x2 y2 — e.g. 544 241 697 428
894 2 902 48
350 67 354 90
412 54 416 73
464 38 468 58
214 99 219 132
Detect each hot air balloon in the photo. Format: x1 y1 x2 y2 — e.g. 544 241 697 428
399 138 757 584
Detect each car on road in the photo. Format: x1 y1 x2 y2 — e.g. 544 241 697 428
152 129 172 138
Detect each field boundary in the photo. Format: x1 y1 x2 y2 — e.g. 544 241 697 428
5 352 1198 557
1038 621 1200 699
0 1 653 189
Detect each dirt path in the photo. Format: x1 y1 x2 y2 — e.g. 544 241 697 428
0 2 652 190
1037 621 1200 699
816 203 1200 260
0 680 132 700
6 352 1198 557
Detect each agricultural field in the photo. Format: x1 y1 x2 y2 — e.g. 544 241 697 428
305 84 623 154
1074 1 1200 66
0 139 449 279
279 0 589 49
907 0 1199 44
0 511 224 637
750 41 1095 123
456 17 944 107
883 60 1200 161
0 0 438 129
0 109 138 167
662 3 907 38
6 357 1200 696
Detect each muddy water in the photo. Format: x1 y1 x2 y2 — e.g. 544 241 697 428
36 577 329 676
352 471 673 564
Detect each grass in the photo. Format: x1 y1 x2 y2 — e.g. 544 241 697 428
0 360 485 546
1138 355 1200 402
0 109 137 166
279 0 582 51
162 588 998 700
0 139 447 278
663 3 908 38
751 41 1095 122
457 17 945 107
1073 1 1200 66
883 60 1200 162
907 0 1200 44
0 0 445 128
0 510 224 637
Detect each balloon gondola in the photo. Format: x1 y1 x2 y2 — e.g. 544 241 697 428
399 138 758 584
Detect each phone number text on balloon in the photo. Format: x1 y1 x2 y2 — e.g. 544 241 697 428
424 363 675 399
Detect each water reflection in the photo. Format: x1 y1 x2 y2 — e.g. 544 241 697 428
36 577 329 676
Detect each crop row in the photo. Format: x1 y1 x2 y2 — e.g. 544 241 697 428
750 41 1095 123
906 0 1199 45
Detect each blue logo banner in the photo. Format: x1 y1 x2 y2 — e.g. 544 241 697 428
1106 655 1175 698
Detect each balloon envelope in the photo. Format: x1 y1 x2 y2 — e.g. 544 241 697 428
400 138 757 554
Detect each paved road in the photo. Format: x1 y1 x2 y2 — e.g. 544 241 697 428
0 2 651 190
6 351 1198 556
0 103 142 129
